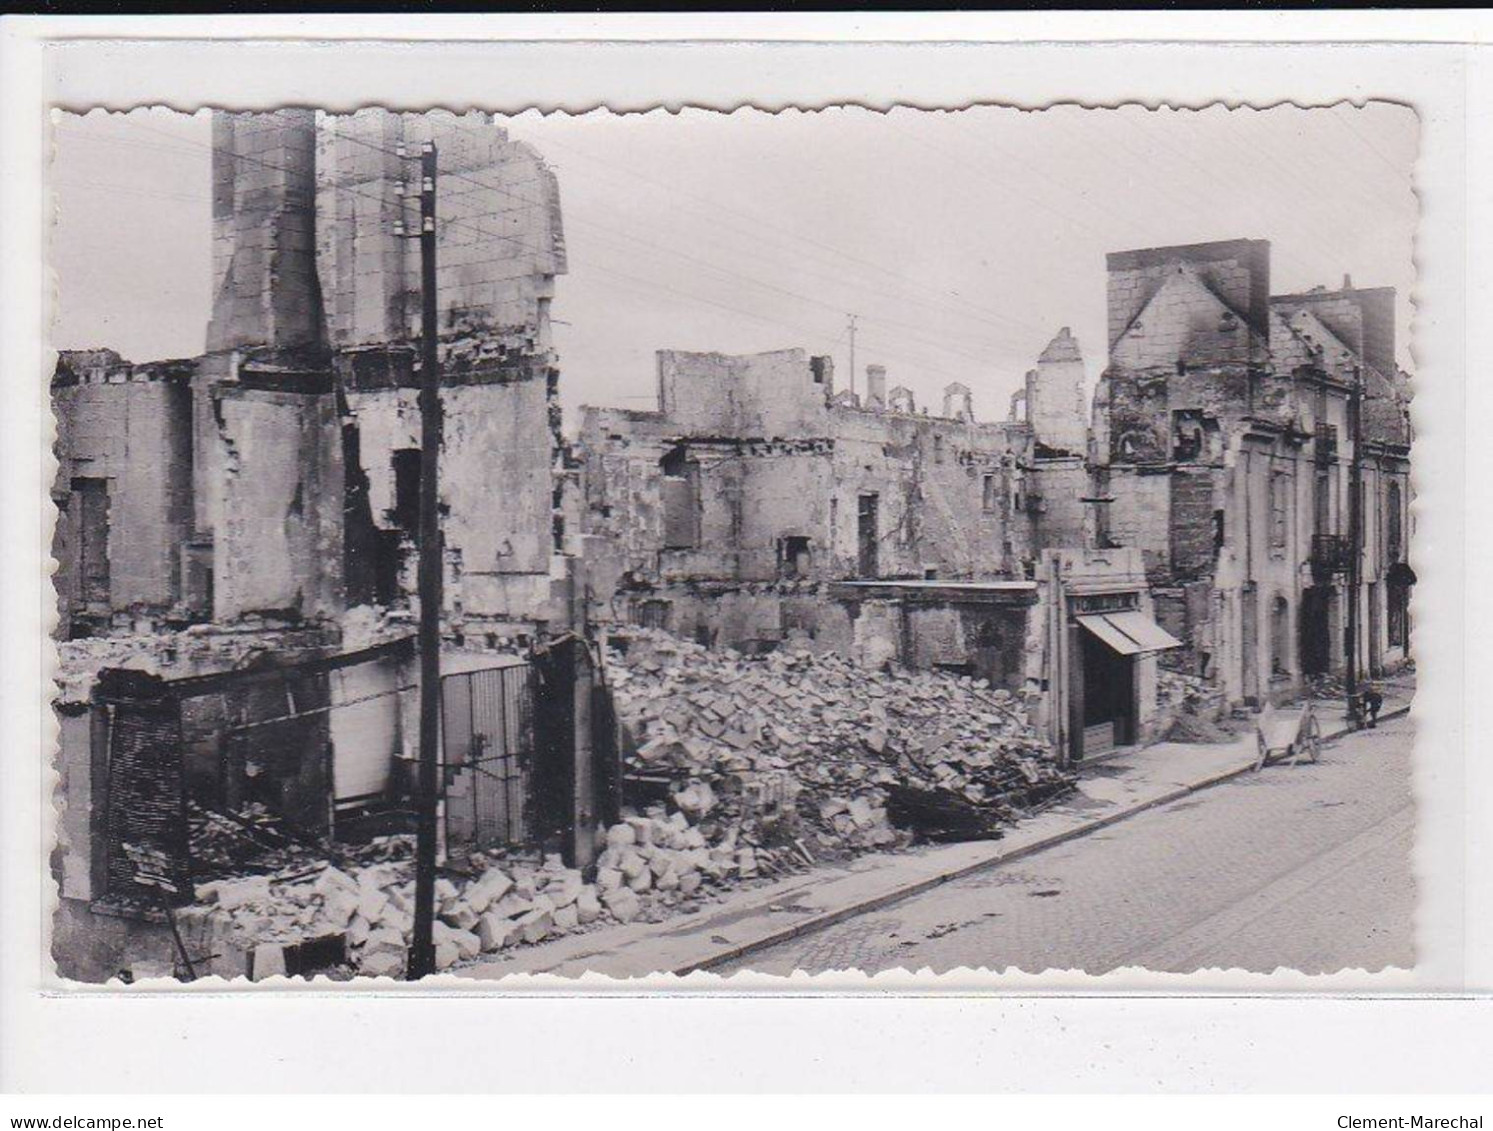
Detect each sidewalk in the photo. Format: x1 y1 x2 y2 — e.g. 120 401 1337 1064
458 687 1411 981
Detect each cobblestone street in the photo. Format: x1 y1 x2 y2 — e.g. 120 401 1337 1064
719 715 1415 976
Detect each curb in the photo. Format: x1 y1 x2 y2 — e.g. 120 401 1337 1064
678 704 1410 974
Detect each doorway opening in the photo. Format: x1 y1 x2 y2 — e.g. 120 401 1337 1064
1079 630 1136 759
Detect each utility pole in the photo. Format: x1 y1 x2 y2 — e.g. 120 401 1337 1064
1345 363 1363 729
409 140 442 979
847 314 858 400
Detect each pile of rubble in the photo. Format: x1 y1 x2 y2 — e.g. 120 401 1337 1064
194 824 723 980
605 629 1072 860
1158 669 1226 716
194 853 588 978
186 630 1076 979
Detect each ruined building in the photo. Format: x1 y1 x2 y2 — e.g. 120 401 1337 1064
1090 238 1413 707
580 349 1031 645
53 109 572 644
316 110 572 637
578 332 1185 763
51 111 597 978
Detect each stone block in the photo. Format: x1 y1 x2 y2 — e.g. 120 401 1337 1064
736 848 759 879
602 887 641 924
359 950 404 979
364 926 406 955
434 941 460 971
488 892 535 920
619 851 648 881
440 900 481 932
464 867 514 914
516 908 554 944
649 852 676 879
596 868 623 893
206 876 272 910
545 870 584 909
313 866 359 899
250 944 287 982
576 887 602 925
552 904 579 933
624 816 654 845
346 913 372 948
449 928 482 961
357 888 389 924
321 888 360 930
477 911 518 952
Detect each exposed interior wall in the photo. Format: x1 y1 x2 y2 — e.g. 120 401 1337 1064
211 386 345 622
316 109 566 352
51 355 196 631
318 109 570 634
1027 327 1089 456
656 348 830 439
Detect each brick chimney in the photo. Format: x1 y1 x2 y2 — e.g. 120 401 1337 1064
865 364 887 409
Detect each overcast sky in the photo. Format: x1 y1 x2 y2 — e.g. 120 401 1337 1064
50 103 1418 428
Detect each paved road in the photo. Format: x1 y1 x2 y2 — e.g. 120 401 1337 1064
718 715 1415 975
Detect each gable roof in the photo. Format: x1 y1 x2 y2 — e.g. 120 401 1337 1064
1111 262 1257 371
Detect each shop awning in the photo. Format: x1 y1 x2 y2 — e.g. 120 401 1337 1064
1076 610 1184 656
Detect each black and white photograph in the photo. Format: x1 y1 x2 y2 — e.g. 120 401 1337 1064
44 98 1423 984
6 7 1493 1110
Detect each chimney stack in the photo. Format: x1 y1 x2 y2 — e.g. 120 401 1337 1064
206 109 327 357
865 364 887 409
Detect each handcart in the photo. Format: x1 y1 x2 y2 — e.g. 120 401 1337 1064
1253 701 1322 772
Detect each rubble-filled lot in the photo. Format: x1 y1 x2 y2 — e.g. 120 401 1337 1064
184 629 1076 980
1157 668 1227 716
606 629 1073 856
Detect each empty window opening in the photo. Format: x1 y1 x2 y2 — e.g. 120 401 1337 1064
1269 471 1290 550
1172 410 1205 462
1387 480 1404 563
660 445 700 551
779 536 812 580
857 493 879 579
72 477 110 609
1271 594 1291 676
391 449 421 534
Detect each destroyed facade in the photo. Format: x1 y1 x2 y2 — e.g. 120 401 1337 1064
51 110 602 981
578 240 1414 762
50 105 1414 984
1091 240 1414 712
